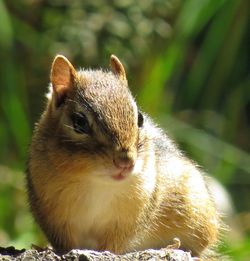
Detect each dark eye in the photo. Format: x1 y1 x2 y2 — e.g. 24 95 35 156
72 112 91 134
138 111 144 128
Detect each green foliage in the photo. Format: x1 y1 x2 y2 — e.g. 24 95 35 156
219 236 250 261
0 0 249 258
138 0 250 183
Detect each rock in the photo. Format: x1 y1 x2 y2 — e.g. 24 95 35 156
0 247 194 261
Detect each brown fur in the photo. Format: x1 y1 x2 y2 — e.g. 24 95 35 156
27 55 220 258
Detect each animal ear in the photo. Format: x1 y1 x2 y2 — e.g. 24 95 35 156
110 55 126 81
50 55 77 107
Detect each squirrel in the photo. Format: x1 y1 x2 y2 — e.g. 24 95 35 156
26 54 220 259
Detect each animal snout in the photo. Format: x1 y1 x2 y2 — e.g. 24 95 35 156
113 149 136 171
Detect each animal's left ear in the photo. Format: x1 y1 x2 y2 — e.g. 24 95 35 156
110 55 127 82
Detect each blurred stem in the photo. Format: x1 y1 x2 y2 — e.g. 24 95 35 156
0 54 31 163
204 0 248 108
0 0 13 48
185 0 239 106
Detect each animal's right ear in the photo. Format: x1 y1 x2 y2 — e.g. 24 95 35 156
50 55 77 107
110 55 127 82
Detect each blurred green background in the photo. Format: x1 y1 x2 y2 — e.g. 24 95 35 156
0 0 249 259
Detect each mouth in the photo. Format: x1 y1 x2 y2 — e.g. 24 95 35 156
111 168 132 181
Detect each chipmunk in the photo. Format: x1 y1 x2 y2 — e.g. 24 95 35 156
26 54 220 259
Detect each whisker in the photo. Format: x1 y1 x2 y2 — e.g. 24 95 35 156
63 123 75 131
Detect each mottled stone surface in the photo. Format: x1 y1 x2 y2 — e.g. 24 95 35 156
0 247 194 261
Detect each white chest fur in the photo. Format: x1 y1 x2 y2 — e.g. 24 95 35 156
45 151 157 250
55 175 130 249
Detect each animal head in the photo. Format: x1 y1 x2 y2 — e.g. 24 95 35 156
44 55 144 180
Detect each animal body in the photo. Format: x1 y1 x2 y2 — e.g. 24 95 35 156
26 54 220 259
